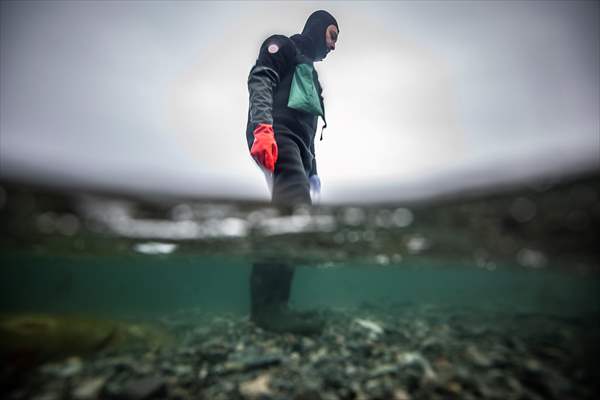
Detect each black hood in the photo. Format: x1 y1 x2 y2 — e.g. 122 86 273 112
300 10 338 61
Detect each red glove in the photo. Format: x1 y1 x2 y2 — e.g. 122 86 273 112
250 123 278 172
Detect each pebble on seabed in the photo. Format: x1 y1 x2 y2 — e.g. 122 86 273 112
72 377 106 400
239 373 272 398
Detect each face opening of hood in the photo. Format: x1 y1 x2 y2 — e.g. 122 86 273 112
300 10 339 61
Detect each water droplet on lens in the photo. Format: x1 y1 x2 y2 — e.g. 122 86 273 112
375 254 390 265
294 205 311 216
342 207 366 226
374 209 392 228
347 230 360 243
219 218 248 237
485 263 497 271
362 230 375 242
517 248 547 269
247 210 265 225
133 242 177 255
171 204 194 221
473 249 489 268
56 214 80 236
406 235 429 254
391 253 403 264
392 208 413 227
509 197 536 223
36 212 57 234
333 232 345 244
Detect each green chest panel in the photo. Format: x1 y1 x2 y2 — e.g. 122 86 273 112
287 63 324 117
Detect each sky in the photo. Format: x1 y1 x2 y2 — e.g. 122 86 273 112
1 1 598 203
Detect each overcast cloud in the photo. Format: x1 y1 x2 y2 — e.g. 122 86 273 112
1 1 598 202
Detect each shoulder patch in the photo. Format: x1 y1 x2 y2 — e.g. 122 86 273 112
268 43 279 54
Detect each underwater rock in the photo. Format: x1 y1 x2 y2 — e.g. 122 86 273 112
368 364 399 378
353 318 384 338
171 364 192 377
418 336 445 357
239 373 272 399
0 314 117 365
30 392 61 400
465 345 493 368
308 347 329 363
41 356 83 378
197 364 209 381
199 338 231 363
217 354 283 375
393 388 411 400
397 351 437 389
72 376 106 400
118 376 167 400
0 314 171 366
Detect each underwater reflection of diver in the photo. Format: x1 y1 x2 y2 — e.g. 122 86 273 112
245 10 339 334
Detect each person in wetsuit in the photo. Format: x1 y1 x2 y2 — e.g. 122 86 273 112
245 10 339 334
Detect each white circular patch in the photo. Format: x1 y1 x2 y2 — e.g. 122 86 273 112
268 44 279 54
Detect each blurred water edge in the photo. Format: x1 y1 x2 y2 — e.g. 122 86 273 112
1 170 599 317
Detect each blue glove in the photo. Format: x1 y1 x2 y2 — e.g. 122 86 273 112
309 175 321 203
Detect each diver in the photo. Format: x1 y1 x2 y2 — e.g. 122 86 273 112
245 10 339 334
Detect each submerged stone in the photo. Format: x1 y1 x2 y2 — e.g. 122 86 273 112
0 313 171 366
119 376 166 400
239 373 272 399
72 376 106 400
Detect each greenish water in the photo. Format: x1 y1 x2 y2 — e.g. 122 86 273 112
1 174 599 399
1 254 598 319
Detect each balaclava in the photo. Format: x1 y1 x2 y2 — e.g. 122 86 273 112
301 10 339 61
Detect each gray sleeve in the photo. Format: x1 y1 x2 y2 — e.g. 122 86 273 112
247 35 295 129
247 65 279 125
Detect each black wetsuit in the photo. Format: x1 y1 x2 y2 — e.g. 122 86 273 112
246 33 325 205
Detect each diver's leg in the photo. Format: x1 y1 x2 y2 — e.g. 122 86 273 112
250 258 323 334
271 136 312 206
250 136 322 334
250 136 308 316
250 262 295 316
